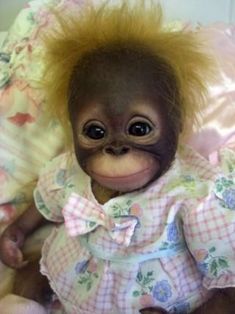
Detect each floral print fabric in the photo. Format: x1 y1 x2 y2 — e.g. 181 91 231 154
35 146 235 313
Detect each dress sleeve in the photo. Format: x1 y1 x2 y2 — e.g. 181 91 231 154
182 170 235 290
33 154 69 223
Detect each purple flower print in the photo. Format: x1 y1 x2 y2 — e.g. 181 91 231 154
197 262 208 275
167 222 179 242
222 188 235 210
153 280 172 302
75 260 88 274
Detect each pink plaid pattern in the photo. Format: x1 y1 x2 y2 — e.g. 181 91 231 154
184 199 234 242
35 147 235 313
62 192 139 246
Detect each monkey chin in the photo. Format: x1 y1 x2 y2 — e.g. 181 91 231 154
91 167 158 193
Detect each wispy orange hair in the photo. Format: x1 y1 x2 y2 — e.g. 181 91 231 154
41 1 214 144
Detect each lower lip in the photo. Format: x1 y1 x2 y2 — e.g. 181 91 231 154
91 168 152 190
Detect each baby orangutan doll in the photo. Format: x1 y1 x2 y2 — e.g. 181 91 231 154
0 2 235 313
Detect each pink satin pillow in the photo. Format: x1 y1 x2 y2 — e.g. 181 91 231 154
186 23 235 162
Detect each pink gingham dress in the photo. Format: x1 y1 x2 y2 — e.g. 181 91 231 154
34 145 235 314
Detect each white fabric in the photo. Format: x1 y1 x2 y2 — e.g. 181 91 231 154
0 294 47 314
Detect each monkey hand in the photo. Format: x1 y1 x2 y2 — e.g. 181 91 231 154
0 224 28 269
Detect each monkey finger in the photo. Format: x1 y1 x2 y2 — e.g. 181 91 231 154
5 241 27 269
10 249 28 269
14 259 29 269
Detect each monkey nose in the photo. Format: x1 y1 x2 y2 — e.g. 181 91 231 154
105 145 130 156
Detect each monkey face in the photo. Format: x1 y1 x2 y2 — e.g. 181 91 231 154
73 100 162 192
68 44 181 192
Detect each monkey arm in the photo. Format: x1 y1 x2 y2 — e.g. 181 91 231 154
13 203 47 236
0 204 48 268
225 287 235 300
191 288 235 314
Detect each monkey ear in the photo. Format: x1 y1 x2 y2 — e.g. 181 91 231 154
41 1 215 142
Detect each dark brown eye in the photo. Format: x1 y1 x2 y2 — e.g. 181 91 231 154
128 122 152 136
84 124 106 140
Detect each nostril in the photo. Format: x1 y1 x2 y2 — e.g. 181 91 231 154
121 147 129 154
105 147 115 155
105 146 130 156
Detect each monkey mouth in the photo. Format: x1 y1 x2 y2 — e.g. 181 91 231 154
91 168 153 192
